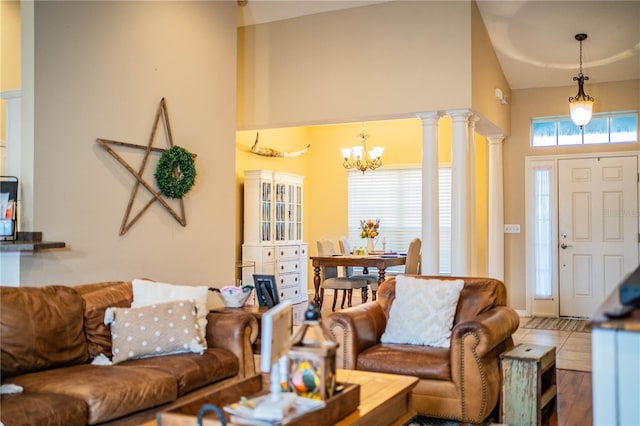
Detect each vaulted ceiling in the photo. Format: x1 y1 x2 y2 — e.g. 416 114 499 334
237 0 640 91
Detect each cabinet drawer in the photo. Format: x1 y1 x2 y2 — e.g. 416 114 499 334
279 285 301 301
277 260 299 274
277 273 300 288
277 246 301 259
262 247 275 261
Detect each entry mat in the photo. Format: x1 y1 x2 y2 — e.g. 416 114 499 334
522 316 591 333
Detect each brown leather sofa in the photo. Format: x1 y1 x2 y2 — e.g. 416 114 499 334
0 281 258 426
325 275 519 424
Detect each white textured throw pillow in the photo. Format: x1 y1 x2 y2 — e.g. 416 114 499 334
381 276 464 348
105 299 205 364
132 279 209 344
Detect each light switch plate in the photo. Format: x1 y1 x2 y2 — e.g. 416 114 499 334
504 224 520 234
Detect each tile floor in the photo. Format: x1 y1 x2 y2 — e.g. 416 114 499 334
514 318 592 372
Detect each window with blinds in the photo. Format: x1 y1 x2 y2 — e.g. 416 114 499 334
347 166 452 274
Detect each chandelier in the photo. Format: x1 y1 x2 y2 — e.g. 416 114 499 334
568 33 594 129
340 128 384 174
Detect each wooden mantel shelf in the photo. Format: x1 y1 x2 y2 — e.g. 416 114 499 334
0 232 66 253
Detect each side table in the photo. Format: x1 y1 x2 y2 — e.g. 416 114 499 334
500 343 557 426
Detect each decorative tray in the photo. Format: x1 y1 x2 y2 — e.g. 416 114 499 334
156 375 360 426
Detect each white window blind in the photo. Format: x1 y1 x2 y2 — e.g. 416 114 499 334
347 166 452 274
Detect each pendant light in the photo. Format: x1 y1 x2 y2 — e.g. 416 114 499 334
568 33 594 128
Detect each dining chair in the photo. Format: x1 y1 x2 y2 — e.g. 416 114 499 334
383 236 422 280
316 239 370 311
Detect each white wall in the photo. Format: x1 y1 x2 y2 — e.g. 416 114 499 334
20 1 238 287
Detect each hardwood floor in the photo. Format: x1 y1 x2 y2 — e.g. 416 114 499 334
552 369 593 426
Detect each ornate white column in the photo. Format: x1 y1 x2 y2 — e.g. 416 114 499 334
487 135 505 281
449 110 471 276
467 114 479 275
417 112 440 275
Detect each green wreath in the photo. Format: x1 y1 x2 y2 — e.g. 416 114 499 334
155 146 196 199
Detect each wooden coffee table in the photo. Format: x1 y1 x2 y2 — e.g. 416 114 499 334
150 369 417 426
333 369 418 426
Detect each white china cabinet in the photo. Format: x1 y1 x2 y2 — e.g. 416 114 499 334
242 170 308 321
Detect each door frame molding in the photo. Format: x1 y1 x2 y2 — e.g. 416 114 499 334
524 150 640 317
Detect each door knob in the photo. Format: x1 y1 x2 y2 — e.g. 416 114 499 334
560 242 572 249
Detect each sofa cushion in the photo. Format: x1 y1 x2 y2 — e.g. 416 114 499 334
0 391 87 426
357 343 451 381
80 281 133 360
381 276 463 348
106 299 205 364
120 347 239 396
132 278 209 344
1 286 88 377
9 364 177 425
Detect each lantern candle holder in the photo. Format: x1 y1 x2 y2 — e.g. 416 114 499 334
287 303 338 400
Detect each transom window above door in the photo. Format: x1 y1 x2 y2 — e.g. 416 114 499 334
531 111 637 147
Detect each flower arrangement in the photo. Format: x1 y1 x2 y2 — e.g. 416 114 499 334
360 219 380 239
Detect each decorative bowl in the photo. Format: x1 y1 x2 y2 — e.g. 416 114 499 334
218 286 253 308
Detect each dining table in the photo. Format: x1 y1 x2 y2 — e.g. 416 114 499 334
309 253 407 306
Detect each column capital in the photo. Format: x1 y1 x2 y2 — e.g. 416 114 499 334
487 134 506 145
416 111 443 123
446 109 472 121
468 113 480 126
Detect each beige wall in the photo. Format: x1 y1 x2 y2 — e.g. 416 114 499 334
470 0 510 135
237 1 473 130
21 1 238 287
505 79 640 310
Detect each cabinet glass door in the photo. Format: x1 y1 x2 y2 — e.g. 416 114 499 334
295 185 303 240
275 183 286 241
260 182 272 242
285 183 303 241
287 184 295 241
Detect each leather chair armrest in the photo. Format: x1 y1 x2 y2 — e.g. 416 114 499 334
205 311 259 378
451 306 520 358
324 303 387 369
448 306 520 422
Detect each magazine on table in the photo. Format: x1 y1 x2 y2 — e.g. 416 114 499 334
223 393 325 425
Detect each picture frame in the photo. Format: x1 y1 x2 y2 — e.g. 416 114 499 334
253 274 280 308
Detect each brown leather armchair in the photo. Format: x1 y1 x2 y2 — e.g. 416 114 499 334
324 275 519 424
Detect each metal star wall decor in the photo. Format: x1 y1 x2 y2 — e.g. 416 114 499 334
97 98 197 235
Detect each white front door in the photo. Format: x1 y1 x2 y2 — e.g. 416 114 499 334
558 156 639 317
